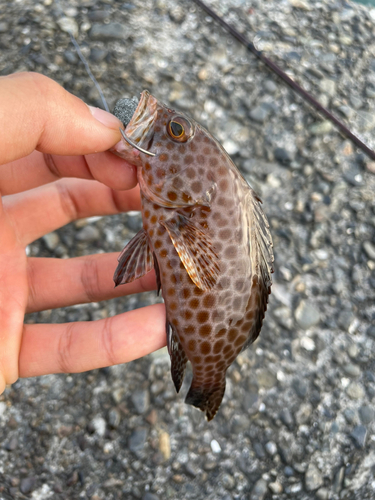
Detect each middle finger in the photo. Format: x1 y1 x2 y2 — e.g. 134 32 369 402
4 178 141 247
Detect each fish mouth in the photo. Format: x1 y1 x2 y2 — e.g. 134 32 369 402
112 91 158 165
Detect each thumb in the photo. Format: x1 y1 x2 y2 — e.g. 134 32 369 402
0 72 123 165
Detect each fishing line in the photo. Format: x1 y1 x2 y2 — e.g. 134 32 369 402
54 0 110 112
192 0 375 161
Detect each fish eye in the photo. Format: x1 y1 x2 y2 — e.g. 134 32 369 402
167 116 193 143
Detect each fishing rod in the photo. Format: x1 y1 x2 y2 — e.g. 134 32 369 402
192 0 375 162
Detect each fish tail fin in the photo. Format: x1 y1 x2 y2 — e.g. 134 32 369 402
185 378 226 421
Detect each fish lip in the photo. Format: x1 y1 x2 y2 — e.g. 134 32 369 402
111 90 158 164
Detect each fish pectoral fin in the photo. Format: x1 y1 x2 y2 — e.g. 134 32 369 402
113 228 154 286
160 214 220 291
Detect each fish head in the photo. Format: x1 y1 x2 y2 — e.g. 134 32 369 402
116 91 230 207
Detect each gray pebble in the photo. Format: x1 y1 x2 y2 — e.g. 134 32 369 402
20 477 36 494
265 441 277 456
90 47 108 63
90 23 130 41
358 405 374 425
279 408 294 428
5 437 18 451
89 417 106 437
250 478 268 500
129 428 148 454
142 493 160 500
350 425 367 449
264 79 277 93
42 231 60 251
295 300 320 329
337 311 354 332
250 105 270 123
343 363 360 378
305 463 323 491
88 10 110 22
131 390 150 414
63 50 78 64
0 21 9 33
346 382 365 400
76 225 100 242
108 408 121 429
363 241 375 260
274 147 295 163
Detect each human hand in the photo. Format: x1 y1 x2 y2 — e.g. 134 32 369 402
0 72 166 395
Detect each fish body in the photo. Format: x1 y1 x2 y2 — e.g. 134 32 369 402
114 91 274 420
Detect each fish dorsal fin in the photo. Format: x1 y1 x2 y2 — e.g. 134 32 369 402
160 213 220 291
245 188 274 286
114 228 154 286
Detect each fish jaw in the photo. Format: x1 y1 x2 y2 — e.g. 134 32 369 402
111 90 158 166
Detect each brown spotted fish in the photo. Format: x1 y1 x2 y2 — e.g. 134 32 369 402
113 91 274 420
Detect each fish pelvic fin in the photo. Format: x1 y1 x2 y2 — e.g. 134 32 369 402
185 378 226 421
114 228 154 286
167 322 188 393
160 213 220 291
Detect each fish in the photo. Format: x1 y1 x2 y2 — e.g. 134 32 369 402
113 91 274 420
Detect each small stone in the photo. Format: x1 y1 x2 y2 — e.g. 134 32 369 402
159 431 171 461
223 139 239 155
0 22 9 33
142 493 160 500
366 161 375 174
257 368 277 388
363 241 375 260
250 478 268 500
316 487 329 500
337 311 354 332
20 477 36 494
222 473 235 490
250 105 270 123
359 405 374 425
5 437 18 451
346 382 365 400
63 50 78 64
279 408 294 428
108 408 121 429
57 17 78 37
76 225 100 242
264 79 277 93
350 425 367 448
344 408 357 424
309 121 333 135
184 462 198 478
333 466 345 494
320 79 336 97
357 111 375 132
305 463 323 491
211 439 221 453
269 481 283 494
367 325 375 339
293 378 308 398
131 390 150 414
90 47 108 63
129 428 148 454
295 300 320 329
350 95 362 109
90 23 130 41
265 441 277 456
343 363 360 378
88 10 110 22
42 232 60 250
274 146 295 163
89 417 106 437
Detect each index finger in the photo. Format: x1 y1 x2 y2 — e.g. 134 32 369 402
0 72 123 164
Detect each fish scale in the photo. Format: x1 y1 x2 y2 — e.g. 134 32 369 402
113 91 274 420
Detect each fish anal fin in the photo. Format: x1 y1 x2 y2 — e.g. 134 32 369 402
153 252 161 296
160 213 220 291
167 321 188 393
114 229 153 287
185 378 226 421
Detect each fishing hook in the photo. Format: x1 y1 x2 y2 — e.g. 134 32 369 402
119 128 156 157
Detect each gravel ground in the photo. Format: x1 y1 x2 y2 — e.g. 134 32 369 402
1 0 375 499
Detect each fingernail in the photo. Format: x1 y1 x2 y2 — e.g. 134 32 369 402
88 105 122 129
